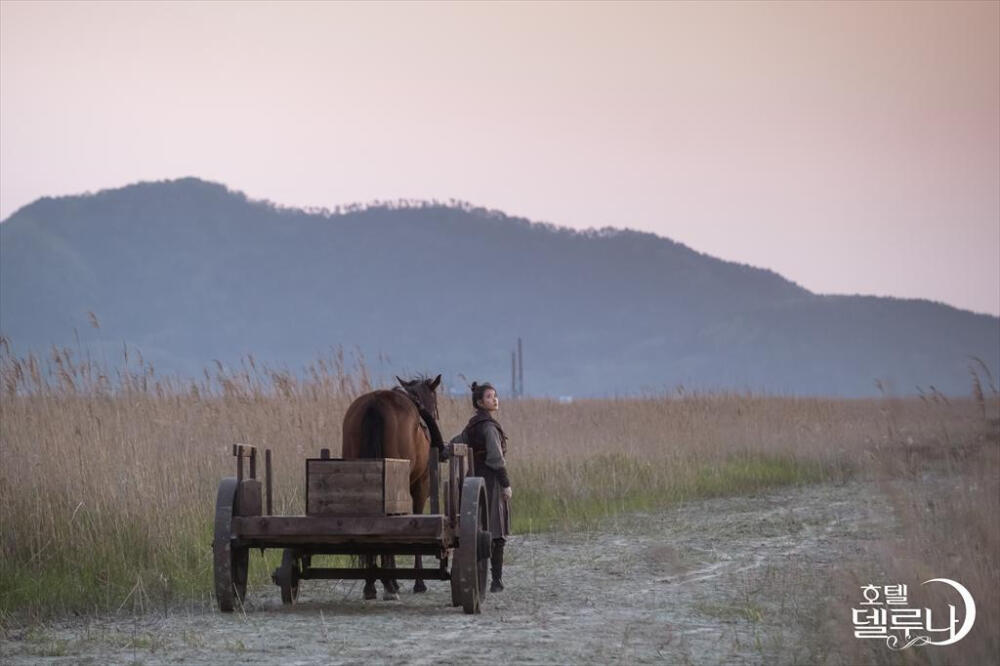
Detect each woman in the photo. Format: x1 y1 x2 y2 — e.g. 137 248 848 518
451 381 512 592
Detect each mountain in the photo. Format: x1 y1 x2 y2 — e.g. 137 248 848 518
1 178 997 397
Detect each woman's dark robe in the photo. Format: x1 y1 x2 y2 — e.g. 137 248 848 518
451 409 510 539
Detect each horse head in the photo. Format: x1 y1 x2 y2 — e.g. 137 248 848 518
396 374 442 421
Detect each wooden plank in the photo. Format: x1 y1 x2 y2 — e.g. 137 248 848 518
307 459 384 516
309 499 383 516
309 471 384 483
231 539 452 554
309 469 384 480
448 456 459 524
305 458 412 516
309 488 382 501
309 458 385 466
308 469 386 482
308 499 383 516
309 477 384 492
309 464 385 475
308 488 383 502
265 449 273 515
233 515 446 539
232 444 257 458
309 485 383 499
385 459 411 514
236 479 262 516
429 448 440 514
300 567 450 581
308 495 384 507
308 476 384 495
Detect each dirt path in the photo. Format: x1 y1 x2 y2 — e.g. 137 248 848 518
2 480 892 665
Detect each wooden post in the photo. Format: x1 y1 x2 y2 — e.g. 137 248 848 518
265 449 273 516
429 447 440 515
456 448 467 514
448 455 459 526
233 444 258 481
443 479 450 525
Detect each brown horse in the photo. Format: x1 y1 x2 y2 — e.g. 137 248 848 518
342 374 443 599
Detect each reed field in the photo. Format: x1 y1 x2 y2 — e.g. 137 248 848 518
1 342 997 662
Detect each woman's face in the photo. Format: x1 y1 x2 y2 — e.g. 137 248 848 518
478 388 499 412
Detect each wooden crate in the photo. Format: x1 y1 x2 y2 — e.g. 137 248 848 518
306 458 411 516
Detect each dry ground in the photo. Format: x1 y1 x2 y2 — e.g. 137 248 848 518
1 479 893 665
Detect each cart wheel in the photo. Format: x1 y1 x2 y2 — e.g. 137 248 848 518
276 549 300 605
450 554 460 607
213 477 249 612
455 476 490 614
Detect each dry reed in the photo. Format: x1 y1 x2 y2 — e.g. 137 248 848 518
1 338 996 665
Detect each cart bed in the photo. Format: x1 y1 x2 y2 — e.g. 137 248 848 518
233 514 449 547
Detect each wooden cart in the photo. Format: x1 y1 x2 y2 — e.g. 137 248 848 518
213 444 492 614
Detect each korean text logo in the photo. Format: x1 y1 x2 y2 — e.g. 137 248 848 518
852 579 976 650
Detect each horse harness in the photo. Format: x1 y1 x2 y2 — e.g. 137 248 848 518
393 386 436 445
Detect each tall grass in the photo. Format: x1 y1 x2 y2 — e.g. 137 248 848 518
1 341 995 637
824 386 1000 666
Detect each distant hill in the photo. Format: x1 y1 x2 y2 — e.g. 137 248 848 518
1 178 997 397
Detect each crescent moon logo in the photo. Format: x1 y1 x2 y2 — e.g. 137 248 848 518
922 578 976 646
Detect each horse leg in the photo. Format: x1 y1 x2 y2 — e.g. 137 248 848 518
413 554 426 593
380 554 399 600
411 468 430 593
362 554 377 600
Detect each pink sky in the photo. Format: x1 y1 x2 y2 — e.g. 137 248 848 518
2 1 998 315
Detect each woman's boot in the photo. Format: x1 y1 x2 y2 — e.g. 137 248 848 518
490 538 505 592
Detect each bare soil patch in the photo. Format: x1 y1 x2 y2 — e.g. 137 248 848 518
1 480 891 665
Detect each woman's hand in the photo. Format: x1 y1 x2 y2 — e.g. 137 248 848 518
503 486 513 500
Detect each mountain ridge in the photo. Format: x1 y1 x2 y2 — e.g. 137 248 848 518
3 177 808 289
2 177 996 396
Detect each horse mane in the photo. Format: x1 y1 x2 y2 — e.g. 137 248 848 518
396 375 444 449
415 404 444 449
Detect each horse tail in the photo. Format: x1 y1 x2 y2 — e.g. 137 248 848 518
360 403 384 459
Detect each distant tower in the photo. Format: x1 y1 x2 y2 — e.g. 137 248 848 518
517 337 524 398
511 350 517 398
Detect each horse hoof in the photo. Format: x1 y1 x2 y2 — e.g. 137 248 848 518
413 581 427 594
363 587 377 600
382 591 400 601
